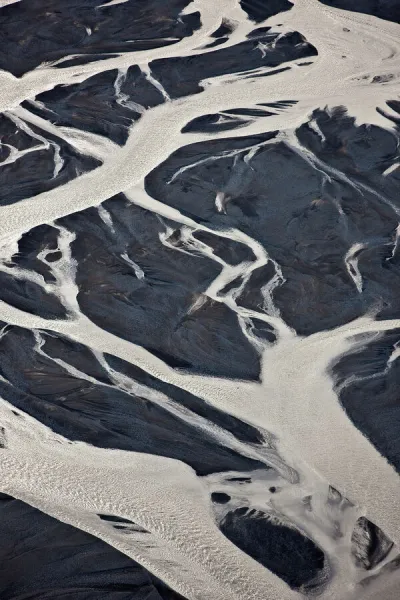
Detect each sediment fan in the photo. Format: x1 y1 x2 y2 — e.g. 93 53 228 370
0 0 399 599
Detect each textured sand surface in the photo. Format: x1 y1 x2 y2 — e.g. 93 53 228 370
0 0 400 598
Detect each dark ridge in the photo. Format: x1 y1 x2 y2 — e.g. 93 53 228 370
0 145 9 163
18 224 59 252
0 427 6 449
331 330 400 473
41 331 114 385
244 66 291 79
211 492 231 504
11 224 59 284
251 319 277 343
377 100 400 127
192 230 256 265
98 514 134 524
247 26 272 38
258 100 298 108
53 39 179 66
179 99 291 134
371 74 394 84
224 108 275 117
227 477 251 483
0 271 67 319
181 113 247 134
150 31 317 99
240 0 294 23
211 19 234 38
219 277 244 295
376 107 400 127
331 329 400 387
0 113 39 151
112 522 150 533
197 130 278 153
387 100 400 115
328 485 346 504
351 517 394 570
296 106 399 176
46 250 63 262
54 53 120 68
179 10 202 32
237 262 277 313
220 508 328 591
144 347 193 369
203 37 229 49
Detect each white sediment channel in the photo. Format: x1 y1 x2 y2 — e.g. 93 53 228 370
0 0 399 599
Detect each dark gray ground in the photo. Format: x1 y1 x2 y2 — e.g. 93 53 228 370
24 66 165 145
0 322 264 474
146 107 400 335
0 114 100 206
320 0 400 24
0 492 186 600
331 329 400 474
0 0 200 76
1 0 400 597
